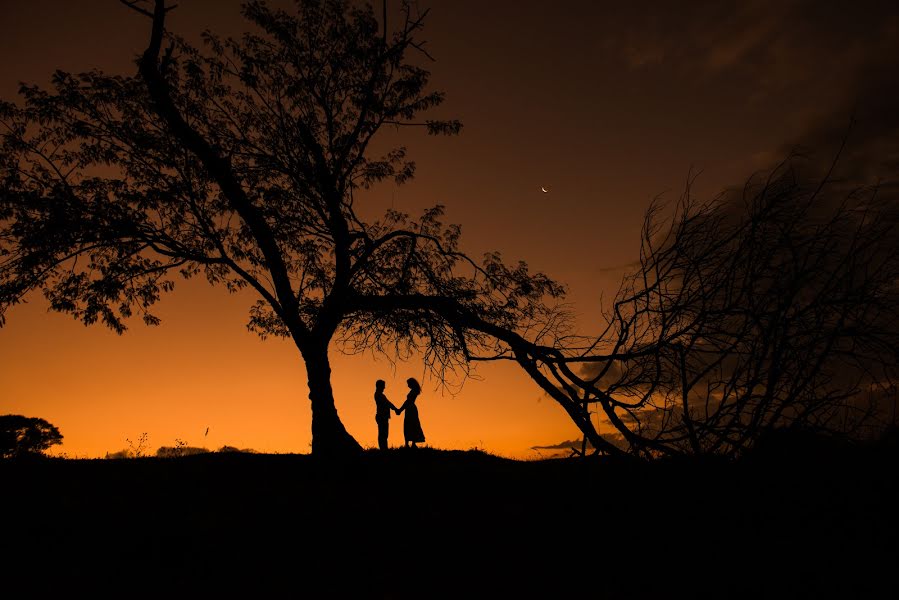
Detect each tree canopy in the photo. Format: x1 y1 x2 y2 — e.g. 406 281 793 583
0 414 64 458
0 0 567 456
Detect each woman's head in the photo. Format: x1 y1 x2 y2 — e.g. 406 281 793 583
375 379 386 390
406 377 420 391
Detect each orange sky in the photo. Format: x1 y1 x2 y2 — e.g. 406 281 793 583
2 0 897 458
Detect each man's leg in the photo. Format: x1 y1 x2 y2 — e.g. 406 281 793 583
378 421 388 450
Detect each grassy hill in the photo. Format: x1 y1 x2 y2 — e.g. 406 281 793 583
2 440 897 598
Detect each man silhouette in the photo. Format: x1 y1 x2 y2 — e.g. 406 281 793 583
374 380 399 450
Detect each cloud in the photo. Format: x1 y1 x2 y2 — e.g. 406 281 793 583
531 439 586 451
777 59 899 194
604 0 899 109
532 432 630 453
604 1 794 73
595 259 642 274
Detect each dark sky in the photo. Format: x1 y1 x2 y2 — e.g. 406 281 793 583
2 0 897 457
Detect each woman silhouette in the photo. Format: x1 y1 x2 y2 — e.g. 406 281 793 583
397 377 426 448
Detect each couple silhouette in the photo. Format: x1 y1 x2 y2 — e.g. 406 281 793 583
374 378 425 450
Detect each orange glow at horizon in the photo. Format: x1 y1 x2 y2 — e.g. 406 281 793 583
1 279 589 459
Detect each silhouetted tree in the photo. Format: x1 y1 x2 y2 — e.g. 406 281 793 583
0 414 64 458
0 0 565 456
486 156 899 457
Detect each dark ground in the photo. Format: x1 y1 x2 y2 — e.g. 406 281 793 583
2 435 898 599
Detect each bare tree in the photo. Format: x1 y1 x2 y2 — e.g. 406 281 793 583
435 154 899 458
0 0 565 456
534 156 899 456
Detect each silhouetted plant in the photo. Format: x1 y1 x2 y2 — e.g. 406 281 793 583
0 0 563 457
125 432 150 458
0 414 63 458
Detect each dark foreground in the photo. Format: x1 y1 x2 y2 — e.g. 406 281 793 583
2 439 898 599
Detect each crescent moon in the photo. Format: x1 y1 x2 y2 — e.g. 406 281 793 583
541 186 549 193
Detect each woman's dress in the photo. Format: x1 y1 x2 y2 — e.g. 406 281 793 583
403 391 426 444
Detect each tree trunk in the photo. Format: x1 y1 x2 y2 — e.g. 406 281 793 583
304 345 363 457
